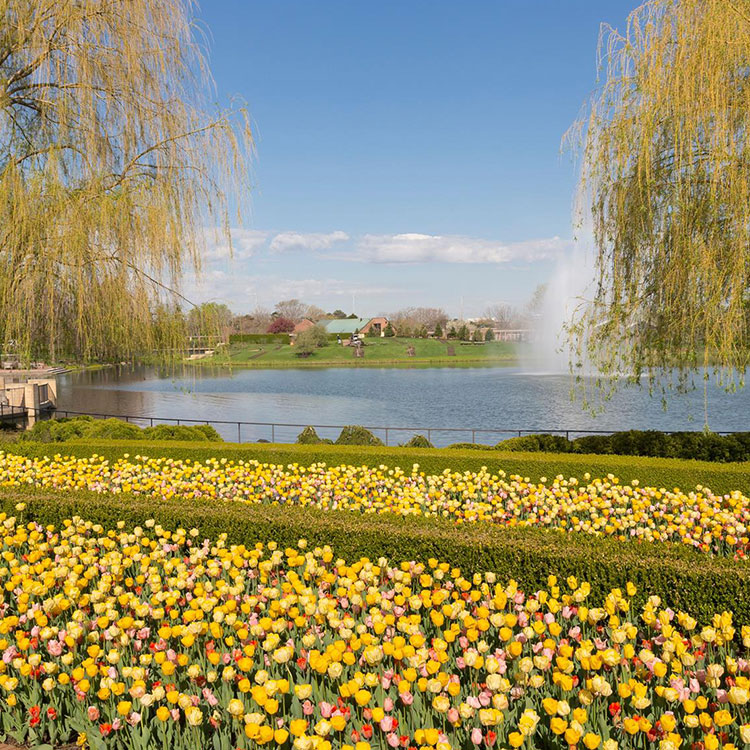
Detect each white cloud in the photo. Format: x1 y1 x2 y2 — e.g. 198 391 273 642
203 228 269 261
182 268 402 312
356 232 572 264
269 230 349 253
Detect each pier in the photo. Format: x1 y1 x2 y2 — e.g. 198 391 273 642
0 376 57 425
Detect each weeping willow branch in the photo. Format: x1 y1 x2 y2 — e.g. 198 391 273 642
0 0 253 363
567 0 750 407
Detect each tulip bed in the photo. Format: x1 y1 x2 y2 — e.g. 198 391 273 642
10 439 750 496
1 509 750 750
1 450 749 558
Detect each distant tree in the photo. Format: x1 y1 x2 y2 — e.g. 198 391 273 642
433 322 443 339
366 326 379 338
484 303 518 329
389 307 448 333
330 309 348 319
484 328 495 342
267 317 294 334
416 325 428 338
231 314 256 335
187 303 233 340
447 326 457 339
304 304 326 322
245 307 272 334
347 313 359 319
457 324 470 341
524 284 548 320
472 328 484 342
383 323 395 338
274 300 308 322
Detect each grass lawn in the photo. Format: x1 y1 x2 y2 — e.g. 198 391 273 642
195 336 521 367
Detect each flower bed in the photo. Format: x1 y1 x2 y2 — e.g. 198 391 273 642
1 451 749 557
0 510 748 750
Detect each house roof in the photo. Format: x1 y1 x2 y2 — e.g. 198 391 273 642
321 318 367 334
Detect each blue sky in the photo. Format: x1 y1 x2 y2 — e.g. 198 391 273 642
188 1 636 318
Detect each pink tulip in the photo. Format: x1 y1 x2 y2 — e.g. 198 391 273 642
471 728 483 745
87 706 100 721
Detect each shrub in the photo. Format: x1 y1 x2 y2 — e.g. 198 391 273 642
141 424 221 442
383 323 395 337
445 442 494 450
497 434 572 453
401 434 434 448
295 325 329 356
484 328 495 341
296 426 333 445
19 417 223 443
335 425 384 446
267 317 294 334
20 416 94 443
84 418 143 440
571 434 615 455
433 322 443 338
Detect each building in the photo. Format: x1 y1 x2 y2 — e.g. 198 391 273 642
359 317 392 336
492 328 532 342
321 317 394 338
293 319 316 334
321 318 367 336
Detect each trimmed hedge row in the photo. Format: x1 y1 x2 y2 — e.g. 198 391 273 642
18 417 222 444
497 429 750 463
228 333 290 344
8 439 750 494
3 486 748 626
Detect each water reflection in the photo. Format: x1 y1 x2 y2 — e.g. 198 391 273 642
54 365 750 446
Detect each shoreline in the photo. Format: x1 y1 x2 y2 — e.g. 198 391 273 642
181 355 520 370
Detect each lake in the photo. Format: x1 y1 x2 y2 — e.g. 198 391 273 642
53 365 750 446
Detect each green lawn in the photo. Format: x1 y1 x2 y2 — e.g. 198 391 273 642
198 336 521 367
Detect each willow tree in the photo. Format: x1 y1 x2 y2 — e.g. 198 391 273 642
568 0 750 404
0 0 252 362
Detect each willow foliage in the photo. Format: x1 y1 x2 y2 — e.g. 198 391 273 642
569 0 750 398
0 0 252 362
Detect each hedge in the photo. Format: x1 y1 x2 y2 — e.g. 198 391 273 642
496 429 750 463
3 486 749 627
8 439 750 494
17 417 222 443
228 333 290 344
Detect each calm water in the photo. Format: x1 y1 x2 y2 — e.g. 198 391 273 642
53 365 750 446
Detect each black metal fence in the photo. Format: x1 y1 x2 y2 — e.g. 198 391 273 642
21 406 738 447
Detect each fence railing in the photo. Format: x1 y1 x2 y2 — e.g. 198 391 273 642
0 403 28 420
20 406 739 447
